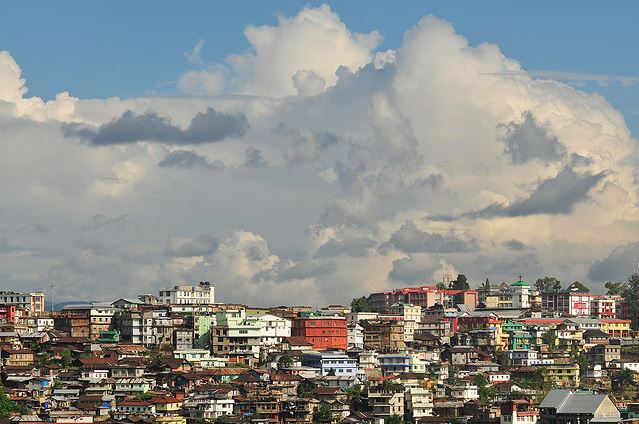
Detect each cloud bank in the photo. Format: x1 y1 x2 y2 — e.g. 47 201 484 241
0 6 638 306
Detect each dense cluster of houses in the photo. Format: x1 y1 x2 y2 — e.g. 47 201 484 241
0 279 638 424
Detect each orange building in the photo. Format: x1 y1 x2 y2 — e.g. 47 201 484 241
291 315 347 350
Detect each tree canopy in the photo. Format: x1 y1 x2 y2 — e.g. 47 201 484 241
535 276 561 293
277 353 294 370
605 281 628 296
624 273 639 330
565 281 590 293
350 296 374 312
451 274 470 290
0 388 26 418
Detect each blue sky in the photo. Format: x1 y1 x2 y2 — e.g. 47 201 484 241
3 1 639 133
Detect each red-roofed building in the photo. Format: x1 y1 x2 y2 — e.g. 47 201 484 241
369 286 477 312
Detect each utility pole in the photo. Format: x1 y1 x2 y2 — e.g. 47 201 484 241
49 282 55 314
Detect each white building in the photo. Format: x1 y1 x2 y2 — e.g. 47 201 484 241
159 282 214 305
510 280 530 309
348 323 364 349
500 400 538 424
184 396 234 420
451 382 479 401
405 387 433 418
255 314 291 345
347 311 378 325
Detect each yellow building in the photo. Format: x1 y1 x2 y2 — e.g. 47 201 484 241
542 364 580 387
599 319 631 338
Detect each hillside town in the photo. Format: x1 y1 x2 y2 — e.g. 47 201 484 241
0 275 638 424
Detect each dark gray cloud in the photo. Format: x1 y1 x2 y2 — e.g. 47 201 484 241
0 234 21 253
500 112 566 164
158 150 225 169
277 260 336 281
480 253 542 280
431 167 605 221
587 242 639 282
81 214 128 232
15 223 50 235
315 131 339 149
389 220 474 253
164 234 219 257
388 256 436 284
314 237 375 258
416 173 444 189
245 147 267 168
503 239 526 251
64 107 248 145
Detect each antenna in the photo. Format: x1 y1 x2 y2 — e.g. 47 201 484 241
49 282 55 314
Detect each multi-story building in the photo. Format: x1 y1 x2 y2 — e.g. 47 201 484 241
540 364 580 387
387 303 421 342
158 282 215 305
591 296 618 319
369 286 477 312
256 314 291 346
368 387 405 419
291 313 348 351
599 319 631 338
405 387 433 419
587 344 621 366
360 319 405 352
542 292 592 316
377 354 410 376
500 400 538 424
58 303 115 341
347 323 364 349
113 308 175 347
0 291 45 314
0 305 17 323
211 309 260 358
301 352 358 377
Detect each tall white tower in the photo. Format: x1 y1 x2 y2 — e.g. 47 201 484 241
511 277 530 308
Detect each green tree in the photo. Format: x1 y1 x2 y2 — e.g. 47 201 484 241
326 368 336 376
0 388 27 418
135 392 155 401
350 296 374 313
605 281 627 296
61 348 73 368
436 282 446 290
277 353 294 370
574 352 589 376
542 330 557 352
385 415 403 424
625 273 639 330
616 368 636 386
535 276 561 293
345 385 366 411
566 281 590 293
451 274 470 290
474 374 496 403
38 352 52 367
313 405 334 423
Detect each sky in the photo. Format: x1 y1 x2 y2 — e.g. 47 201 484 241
1 2 639 305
